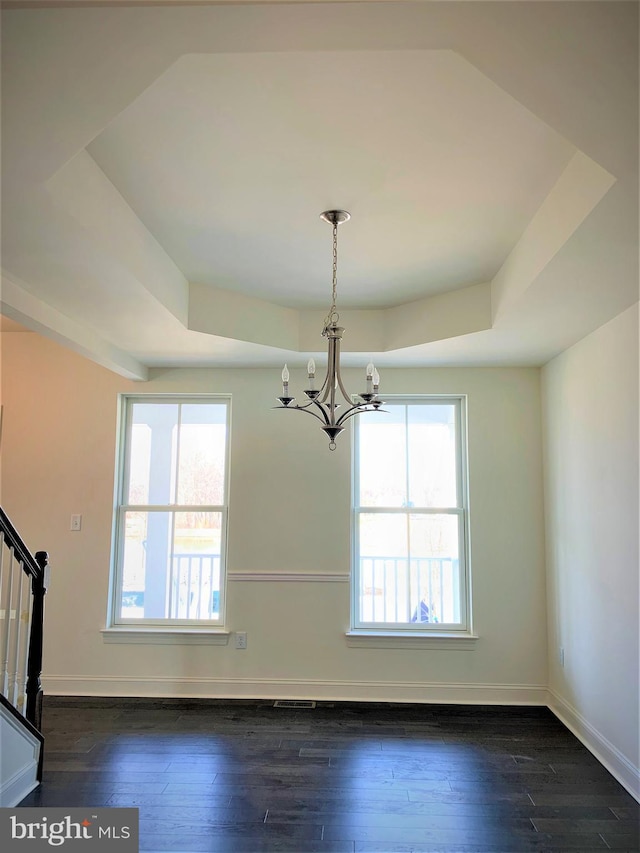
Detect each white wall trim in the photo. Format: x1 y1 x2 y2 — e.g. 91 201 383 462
42 675 547 706
228 572 349 583
345 631 478 649
101 629 230 645
548 688 640 803
0 705 40 807
0 761 39 808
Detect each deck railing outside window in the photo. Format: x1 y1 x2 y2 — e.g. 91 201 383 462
122 552 221 621
123 553 457 626
359 556 460 624
169 553 221 620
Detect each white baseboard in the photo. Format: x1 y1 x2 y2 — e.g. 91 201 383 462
43 674 547 706
548 688 640 803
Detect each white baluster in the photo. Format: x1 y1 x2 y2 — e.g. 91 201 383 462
1 553 15 699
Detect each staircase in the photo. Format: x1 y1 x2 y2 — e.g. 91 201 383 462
0 507 49 806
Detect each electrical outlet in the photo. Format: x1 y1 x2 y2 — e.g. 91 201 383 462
70 514 82 532
235 631 247 650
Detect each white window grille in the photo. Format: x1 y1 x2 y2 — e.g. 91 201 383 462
352 397 470 631
110 396 230 627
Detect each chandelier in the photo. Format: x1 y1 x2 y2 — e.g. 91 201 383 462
276 210 383 450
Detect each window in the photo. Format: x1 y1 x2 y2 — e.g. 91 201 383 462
109 396 230 628
352 397 469 632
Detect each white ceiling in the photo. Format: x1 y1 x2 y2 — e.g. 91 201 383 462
87 50 574 309
1 1 637 378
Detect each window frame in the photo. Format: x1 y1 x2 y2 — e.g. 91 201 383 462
107 393 231 631
350 394 471 635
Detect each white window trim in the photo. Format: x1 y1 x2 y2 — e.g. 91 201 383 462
344 630 478 649
350 394 472 638
107 394 231 632
101 628 230 645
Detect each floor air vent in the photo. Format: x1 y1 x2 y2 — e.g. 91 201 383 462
273 700 316 709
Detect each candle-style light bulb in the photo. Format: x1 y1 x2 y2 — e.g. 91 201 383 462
373 367 380 390
307 358 316 391
366 362 375 393
281 364 290 397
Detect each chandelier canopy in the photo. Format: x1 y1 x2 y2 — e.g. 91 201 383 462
276 210 384 450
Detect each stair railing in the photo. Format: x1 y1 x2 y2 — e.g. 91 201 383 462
0 507 49 731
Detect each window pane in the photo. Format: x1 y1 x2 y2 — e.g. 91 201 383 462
171 511 222 620
407 404 458 508
127 424 151 504
358 406 407 507
408 514 460 624
357 512 461 625
120 509 223 621
120 510 150 618
127 403 179 505
177 404 227 506
358 513 408 623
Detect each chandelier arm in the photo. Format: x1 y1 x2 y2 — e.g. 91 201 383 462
277 404 329 426
309 399 332 426
296 399 325 414
337 405 388 428
335 369 356 408
329 377 337 419
336 403 375 427
328 337 338 415
326 324 353 407
316 370 332 404
314 335 338 405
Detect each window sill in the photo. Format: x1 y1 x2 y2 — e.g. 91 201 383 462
345 631 478 649
101 628 230 645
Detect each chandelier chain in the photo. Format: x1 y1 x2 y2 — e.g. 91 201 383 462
326 221 340 327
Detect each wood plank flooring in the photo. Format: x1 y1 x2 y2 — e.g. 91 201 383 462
18 698 639 852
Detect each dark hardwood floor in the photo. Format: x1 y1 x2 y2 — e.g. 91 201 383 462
18 698 639 852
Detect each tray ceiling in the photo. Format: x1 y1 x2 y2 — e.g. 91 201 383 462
1 2 637 377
